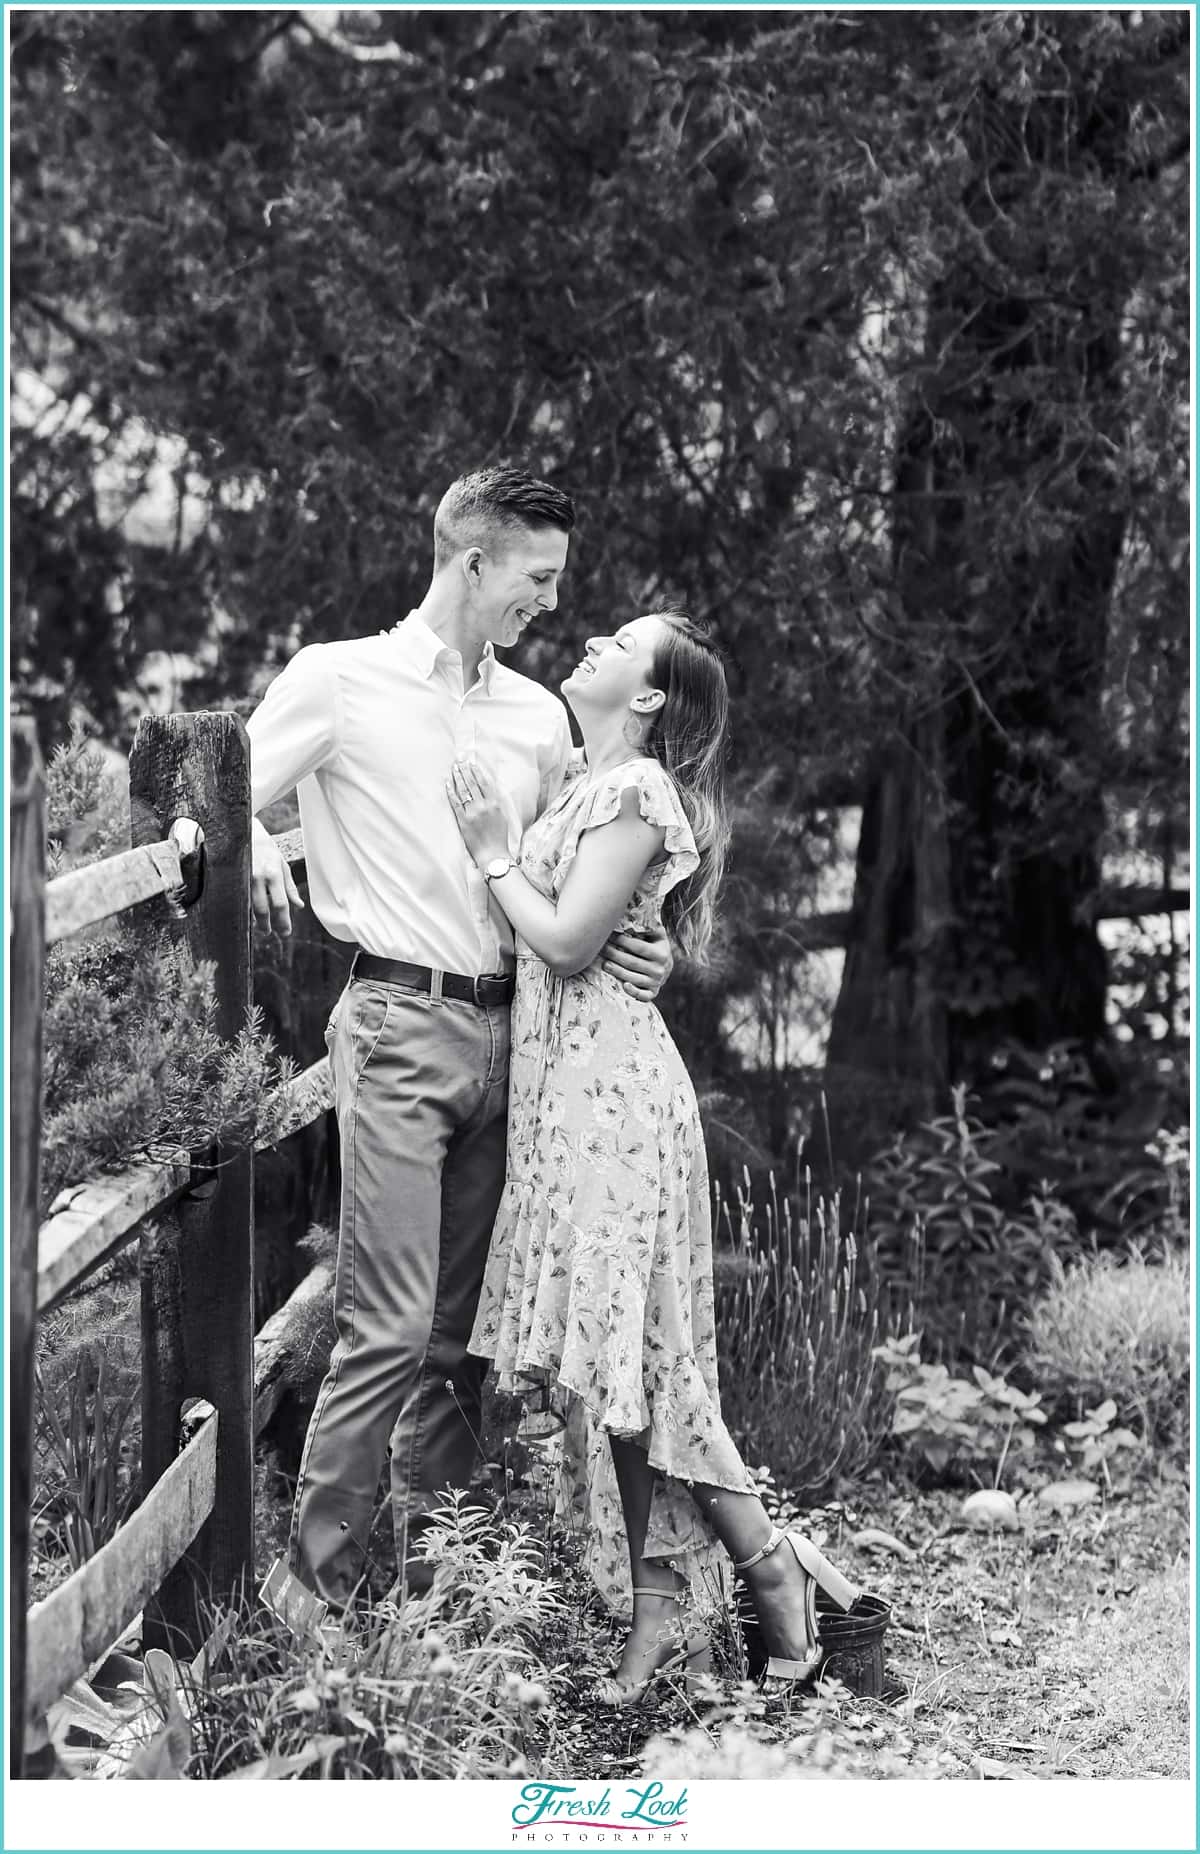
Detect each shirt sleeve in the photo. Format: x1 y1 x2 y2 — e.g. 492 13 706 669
247 644 342 814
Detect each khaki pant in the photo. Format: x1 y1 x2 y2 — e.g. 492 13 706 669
289 976 510 1607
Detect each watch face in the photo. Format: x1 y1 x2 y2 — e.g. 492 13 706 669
487 858 511 880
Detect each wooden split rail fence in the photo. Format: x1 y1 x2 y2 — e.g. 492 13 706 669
7 710 1189 1775
9 713 332 1775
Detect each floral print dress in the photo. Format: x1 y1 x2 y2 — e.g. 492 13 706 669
468 756 755 1613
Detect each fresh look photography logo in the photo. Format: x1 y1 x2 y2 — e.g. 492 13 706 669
510 1781 689 1841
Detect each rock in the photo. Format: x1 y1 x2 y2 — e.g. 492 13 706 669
960 1489 1021 1532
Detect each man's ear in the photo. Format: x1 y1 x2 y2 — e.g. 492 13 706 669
461 547 485 589
630 687 666 716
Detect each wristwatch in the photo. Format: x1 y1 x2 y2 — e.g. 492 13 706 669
484 856 517 885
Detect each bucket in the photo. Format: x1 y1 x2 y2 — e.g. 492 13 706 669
735 1583 892 1699
814 1592 891 1698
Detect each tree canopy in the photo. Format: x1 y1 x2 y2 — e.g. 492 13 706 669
11 8 1189 1156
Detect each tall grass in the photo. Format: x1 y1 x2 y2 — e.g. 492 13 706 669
1022 1243 1191 1450
713 1167 916 1499
35 1348 139 1569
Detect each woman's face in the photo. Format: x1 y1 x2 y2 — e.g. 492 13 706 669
560 613 668 723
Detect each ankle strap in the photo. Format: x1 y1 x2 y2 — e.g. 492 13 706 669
732 1524 785 1574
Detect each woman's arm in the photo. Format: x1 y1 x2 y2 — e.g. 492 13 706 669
447 761 663 978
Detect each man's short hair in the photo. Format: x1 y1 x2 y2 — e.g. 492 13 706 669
433 465 575 570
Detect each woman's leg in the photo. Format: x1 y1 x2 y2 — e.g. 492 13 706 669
606 1435 692 1688
690 1480 851 1664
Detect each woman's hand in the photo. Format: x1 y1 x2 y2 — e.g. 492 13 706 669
447 758 510 866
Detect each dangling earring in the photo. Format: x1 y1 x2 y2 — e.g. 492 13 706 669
622 713 647 750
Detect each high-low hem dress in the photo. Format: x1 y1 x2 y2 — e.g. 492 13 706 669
467 756 755 1614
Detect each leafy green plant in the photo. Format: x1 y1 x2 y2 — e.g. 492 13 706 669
864 1084 1077 1352
35 1348 139 1569
1022 1245 1190 1454
872 1334 1047 1486
1057 1398 1140 1494
981 1040 1189 1243
713 1167 914 1499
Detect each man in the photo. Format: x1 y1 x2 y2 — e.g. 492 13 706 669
249 465 670 1610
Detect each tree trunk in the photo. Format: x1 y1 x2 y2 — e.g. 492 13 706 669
826 43 1131 1161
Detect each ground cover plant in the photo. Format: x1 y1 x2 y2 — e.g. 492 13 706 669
37 1195 1189 1784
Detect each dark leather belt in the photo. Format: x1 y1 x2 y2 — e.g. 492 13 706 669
351 952 514 1008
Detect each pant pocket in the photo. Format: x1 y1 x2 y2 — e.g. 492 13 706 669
348 985 393 1079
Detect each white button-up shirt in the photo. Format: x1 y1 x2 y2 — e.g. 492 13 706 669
248 613 572 973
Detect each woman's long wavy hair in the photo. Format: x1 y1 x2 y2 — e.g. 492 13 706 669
642 610 730 963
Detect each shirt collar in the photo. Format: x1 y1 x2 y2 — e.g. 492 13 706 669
392 613 498 692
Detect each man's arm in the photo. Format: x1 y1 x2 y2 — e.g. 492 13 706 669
246 645 340 936
599 924 674 1003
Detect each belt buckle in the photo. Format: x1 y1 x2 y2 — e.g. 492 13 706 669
472 974 488 1008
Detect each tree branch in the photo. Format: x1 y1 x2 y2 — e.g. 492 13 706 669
16 292 162 382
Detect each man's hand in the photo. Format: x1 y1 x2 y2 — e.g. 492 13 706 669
600 924 674 1002
252 816 305 937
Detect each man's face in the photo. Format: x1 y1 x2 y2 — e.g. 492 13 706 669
470 525 570 649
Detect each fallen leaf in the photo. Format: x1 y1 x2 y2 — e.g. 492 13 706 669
988 1625 1024 1647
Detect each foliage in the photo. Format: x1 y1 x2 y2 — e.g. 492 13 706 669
1055 1399 1141 1496
45 720 130 875
10 10 1189 1112
40 734 297 1212
713 1168 910 1499
872 1335 1048 1487
822 10 1189 1134
1022 1246 1190 1454
34 1348 139 1570
978 1040 1190 1243
32 1251 141 1594
43 932 294 1211
863 1083 1078 1352
122 1495 564 1781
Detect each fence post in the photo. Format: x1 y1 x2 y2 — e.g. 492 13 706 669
9 720 45 1774
129 713 254 1654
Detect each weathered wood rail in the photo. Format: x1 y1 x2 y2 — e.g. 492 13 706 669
8 714 331 1775
8 711 1188 1774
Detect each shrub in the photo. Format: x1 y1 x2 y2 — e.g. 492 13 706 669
713 1168 911 1500
1022 1245 1190 1452
980 1039 1190 1243
863 1084 1076 1356
40 731 295 1212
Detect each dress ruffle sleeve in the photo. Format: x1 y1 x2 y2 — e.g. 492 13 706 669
551 761 699 904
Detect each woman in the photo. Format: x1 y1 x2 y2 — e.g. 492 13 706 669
447 610 859 1706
